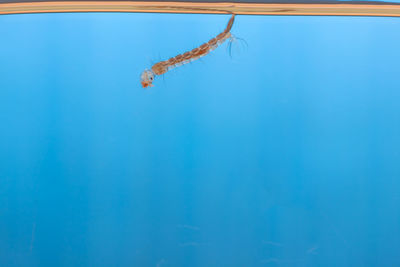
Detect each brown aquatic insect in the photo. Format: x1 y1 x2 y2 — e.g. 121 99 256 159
141 14 236 88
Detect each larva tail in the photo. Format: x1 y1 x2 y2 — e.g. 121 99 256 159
225 14 235 33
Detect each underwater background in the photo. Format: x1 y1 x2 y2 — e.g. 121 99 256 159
1 12 400 266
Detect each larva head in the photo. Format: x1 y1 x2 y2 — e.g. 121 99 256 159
140 70 155 88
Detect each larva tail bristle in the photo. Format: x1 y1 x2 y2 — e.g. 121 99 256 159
226 34 248 59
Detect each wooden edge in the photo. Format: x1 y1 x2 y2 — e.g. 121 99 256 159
1 1 400 17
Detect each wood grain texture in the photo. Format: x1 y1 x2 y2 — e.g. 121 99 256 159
1 1 400 17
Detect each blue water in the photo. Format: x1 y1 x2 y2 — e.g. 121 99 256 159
1 13 400 266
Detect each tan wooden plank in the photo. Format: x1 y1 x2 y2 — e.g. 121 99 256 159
1 1 400 17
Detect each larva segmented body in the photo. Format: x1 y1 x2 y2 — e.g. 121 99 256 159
141 14 235 88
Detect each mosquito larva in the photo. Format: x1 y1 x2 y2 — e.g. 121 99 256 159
141 14 236 88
